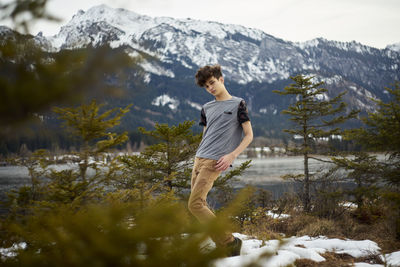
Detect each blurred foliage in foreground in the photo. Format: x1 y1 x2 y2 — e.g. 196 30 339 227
0 0 59 34
1 187 279 267
0 31 138 136
0 100 260 266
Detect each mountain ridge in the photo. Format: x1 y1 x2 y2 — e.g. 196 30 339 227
1 5 399 137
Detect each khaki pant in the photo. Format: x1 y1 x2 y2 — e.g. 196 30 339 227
188 157 234 246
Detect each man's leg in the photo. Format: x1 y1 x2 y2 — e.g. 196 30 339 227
188 157 234 246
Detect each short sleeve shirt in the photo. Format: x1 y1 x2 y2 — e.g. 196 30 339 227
196 96 250 161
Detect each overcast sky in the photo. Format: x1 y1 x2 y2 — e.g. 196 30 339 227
4 0 400 48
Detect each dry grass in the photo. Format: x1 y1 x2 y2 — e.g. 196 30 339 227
298 218 342 237
284 213 344 238
240 206 400 266
240 211 285 241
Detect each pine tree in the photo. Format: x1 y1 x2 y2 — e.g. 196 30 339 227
273 75 358 212
331 152 380 211
111 121 252 206
6 100 132 214
346 82 400 172
345 82 400 236
137 121 202 191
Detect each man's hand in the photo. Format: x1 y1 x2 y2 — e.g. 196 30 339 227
215 153 235 171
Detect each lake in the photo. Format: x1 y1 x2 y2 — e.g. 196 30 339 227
234 156 329 185
0 156 333 206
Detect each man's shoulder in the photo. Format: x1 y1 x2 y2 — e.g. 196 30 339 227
231 96 244 102
203 99 216 108
202 96 243 108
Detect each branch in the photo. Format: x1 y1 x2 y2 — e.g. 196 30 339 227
308 156 334 164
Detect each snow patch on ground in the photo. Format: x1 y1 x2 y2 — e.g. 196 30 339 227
265 211 290 219
213 234 388 267
0 243 27 259
381 251 400 266
2 235 400 266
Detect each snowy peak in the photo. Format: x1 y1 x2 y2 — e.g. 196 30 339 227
387 42 400 52
33 5 399 115
294 37 377 54
43 5 398 86
2 5 400 130
21 4 399 113
51 4 266 49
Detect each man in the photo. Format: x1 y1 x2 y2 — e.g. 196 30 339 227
188 64 253 257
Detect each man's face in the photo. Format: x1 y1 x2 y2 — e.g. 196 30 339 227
204 76 224 96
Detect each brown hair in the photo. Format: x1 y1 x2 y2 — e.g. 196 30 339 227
195 64 223 87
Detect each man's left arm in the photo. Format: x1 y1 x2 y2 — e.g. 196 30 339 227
215 121 253 171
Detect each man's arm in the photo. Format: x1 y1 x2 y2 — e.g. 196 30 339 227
215 121 253 171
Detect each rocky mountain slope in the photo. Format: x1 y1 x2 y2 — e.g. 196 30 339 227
2 4 399 136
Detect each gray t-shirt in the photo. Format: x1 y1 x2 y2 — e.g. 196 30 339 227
196 96 250 161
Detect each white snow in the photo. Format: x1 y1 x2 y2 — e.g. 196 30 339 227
152 94 179 110
354 263 383 267
35 5 293 84
381 251 400 266
291 236 380 258
259 108 267 114
38 4 394 88
295 38 374 55
295 38 320 50
324 75 343 85
266 211 290 219
2 235 400 266
139 61 175 78
315 92 329 101
143 73 151 84
213 234 387 267
186 100 202 111
386 42 400 53
0 243 26 259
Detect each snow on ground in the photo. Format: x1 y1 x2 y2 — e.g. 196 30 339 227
353 264 384 267
2 235 400 266
213 234 399 267
0 243 26 259
381 251 400 267
265 211 290 219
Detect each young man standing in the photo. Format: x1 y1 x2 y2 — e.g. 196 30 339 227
188 64 253 256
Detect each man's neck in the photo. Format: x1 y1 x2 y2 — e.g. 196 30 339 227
215 91 232 101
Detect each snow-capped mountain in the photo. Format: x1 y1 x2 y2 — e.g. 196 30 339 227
387 42 400 53
42 5 398 85
2 4 399 135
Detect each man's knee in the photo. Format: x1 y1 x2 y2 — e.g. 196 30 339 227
188 197 204 214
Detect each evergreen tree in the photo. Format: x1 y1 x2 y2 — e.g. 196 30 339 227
6 100 132 214
345 82 400 236
111 121 252 205
211 159 252 207
137 121 201 191
273 75 358 212
331 152 380 211
346 82 400 174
